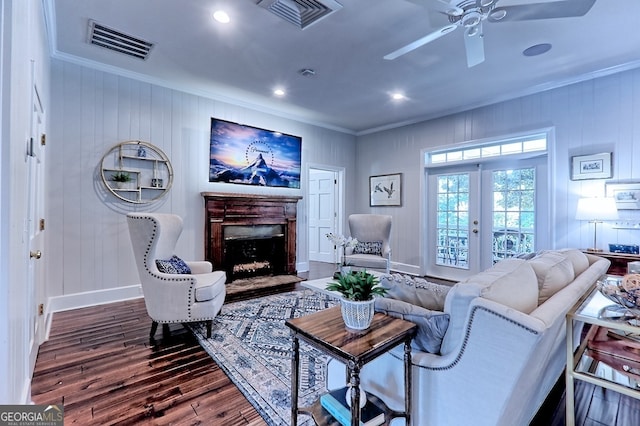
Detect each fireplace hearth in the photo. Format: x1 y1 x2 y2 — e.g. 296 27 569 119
203 193 301 284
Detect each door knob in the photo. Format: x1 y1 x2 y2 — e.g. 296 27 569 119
30 250 42 259
472 229 479 234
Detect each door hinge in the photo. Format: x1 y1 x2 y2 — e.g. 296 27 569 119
38 303 44 316
39 218 45 231
41 134 46 146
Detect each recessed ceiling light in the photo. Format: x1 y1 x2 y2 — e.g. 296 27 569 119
391 93 405 101
273 88 286 97
213 10 230 24
523 43 552 57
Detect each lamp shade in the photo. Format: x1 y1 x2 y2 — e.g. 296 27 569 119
575 197 619 221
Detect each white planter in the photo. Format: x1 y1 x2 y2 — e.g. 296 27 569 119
340 297 375 330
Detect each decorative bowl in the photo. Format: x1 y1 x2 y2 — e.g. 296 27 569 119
597 274 640 317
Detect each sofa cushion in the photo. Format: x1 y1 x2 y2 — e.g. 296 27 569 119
379 274 451 311
528 251 575 304
440 259 538 355
457 259 539 313
155 255 192 274
353 241 383 256
375 298 449 353
556 248 589 276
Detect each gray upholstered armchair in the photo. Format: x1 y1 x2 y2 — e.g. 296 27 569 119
126 213 226 338
344 214 392 273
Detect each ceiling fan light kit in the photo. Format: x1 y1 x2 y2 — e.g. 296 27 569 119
387 0 597 68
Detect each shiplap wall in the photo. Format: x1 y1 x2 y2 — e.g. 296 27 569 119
48 60 357 300
48 59 640 298
358 69 640 274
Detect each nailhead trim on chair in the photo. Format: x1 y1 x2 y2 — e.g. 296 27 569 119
129 214 216 324
387 305 539 371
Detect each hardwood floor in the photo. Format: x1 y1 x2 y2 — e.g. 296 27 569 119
31 262 639 425
31 263 334 425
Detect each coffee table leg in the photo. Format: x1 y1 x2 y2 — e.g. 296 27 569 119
348 361 361 426
291 334 300 426
404 337 413 426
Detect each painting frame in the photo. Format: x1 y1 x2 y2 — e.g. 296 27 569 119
606 182 640 210
570 152 612 180
370 173 402 207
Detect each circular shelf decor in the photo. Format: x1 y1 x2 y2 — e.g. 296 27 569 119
100 140 173 204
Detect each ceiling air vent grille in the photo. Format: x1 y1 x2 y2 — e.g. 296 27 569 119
88 20 153 60
257 0 342 29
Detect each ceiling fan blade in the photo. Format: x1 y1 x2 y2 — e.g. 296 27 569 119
464 26 485 67
488 0 595 22
407 0 464 16
384 24 458 60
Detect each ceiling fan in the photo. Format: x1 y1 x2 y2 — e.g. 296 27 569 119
384 0 596 67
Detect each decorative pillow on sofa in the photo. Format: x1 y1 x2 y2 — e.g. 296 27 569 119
527 251 575 304
379 273 451 311
353 241 383 256
155 255 192 274
375 297 450 353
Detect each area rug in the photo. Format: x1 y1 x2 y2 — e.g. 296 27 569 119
189 289 339 426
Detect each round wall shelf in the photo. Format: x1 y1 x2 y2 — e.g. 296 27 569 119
100 140 173 204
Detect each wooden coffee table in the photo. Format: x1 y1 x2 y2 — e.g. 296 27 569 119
285 306 417 426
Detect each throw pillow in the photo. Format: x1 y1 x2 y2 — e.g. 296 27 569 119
155 255 192 274
528 251 575 304
380 273 451 311
353 241 383 256
375 297 450 354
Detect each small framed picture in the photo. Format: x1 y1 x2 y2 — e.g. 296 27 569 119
151 178 164 188
606 182 640 210
370 173 401 206
570 152 612 180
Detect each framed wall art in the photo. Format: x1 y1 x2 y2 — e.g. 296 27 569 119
370 173 402 206
570 152 612 180
209 118 302 188
606 182 640 210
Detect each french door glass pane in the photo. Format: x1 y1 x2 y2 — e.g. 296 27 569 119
491 168 535 263
436 174 469 268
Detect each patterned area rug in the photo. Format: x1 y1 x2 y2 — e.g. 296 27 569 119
189 289 338 426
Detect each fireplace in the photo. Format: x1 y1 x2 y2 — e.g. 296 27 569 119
223 224 285 279
202 193 301 283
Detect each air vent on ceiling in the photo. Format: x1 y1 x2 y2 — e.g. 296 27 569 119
88 20 153 60
257 0 342 29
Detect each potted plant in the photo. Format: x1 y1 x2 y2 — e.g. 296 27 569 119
110 171 131 189
326 270 387 330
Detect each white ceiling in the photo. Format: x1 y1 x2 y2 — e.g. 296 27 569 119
47 0 640 134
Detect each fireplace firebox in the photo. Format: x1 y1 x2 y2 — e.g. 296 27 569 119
202 193 301 283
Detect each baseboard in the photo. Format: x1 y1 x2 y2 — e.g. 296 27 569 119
48 284 144 314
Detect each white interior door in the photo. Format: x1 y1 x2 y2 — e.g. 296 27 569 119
308 168 337 263
27 85 46 371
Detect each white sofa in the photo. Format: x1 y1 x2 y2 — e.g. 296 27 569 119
327 249 610 426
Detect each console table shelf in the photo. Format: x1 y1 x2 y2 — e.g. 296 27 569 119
582 250 640 275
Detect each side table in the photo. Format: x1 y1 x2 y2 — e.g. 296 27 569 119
285 306 417 426
566 279 640 425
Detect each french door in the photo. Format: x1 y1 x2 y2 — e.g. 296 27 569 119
426 157 547 280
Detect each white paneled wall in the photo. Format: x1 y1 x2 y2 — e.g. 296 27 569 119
48 59 640 298
48 60 357 302
357 68 640 274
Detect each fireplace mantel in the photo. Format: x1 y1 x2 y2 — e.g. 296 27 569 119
202 192 301 282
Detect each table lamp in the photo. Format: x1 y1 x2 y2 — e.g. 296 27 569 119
575 197 618 252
